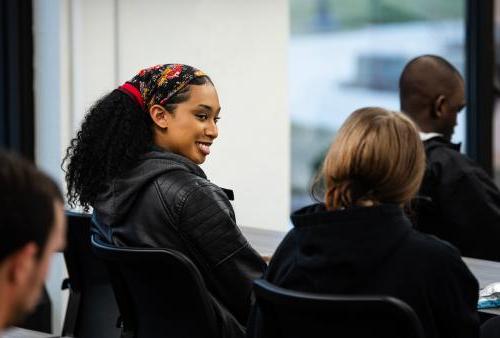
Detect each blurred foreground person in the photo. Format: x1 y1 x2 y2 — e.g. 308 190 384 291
0 150 66 332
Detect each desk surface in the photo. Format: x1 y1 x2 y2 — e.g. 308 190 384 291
241 226 500 316
240 226 285 256
2 327 59 338
462 257 500 289
463 257 500 316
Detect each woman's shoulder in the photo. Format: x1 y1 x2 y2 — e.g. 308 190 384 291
154 169 228 205
404 229 479 298
404 229 464 265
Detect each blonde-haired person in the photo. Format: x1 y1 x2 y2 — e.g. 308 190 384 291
249 107 479 338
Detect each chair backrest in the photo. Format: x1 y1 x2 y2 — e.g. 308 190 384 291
481 316 500 338
90 234 219 338
252 279 425 338
62 211 121 338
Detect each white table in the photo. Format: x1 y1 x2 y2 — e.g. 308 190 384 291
240 226 285 256
463 257 500 316
3 327 59 338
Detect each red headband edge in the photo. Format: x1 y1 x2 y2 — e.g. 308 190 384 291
118 82 145 110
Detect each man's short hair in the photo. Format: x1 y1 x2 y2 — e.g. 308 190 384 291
0 150 63 261
399 54 462 113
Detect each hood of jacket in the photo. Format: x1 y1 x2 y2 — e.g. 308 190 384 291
93 150 206 226
288 203 412 291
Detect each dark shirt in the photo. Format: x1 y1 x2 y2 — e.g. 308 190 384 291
415 136 500 261
249 203 479 338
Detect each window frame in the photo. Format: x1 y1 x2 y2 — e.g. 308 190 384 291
0 0 34 160
466 0 494 175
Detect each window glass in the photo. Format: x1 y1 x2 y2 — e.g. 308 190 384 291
290 0 465 210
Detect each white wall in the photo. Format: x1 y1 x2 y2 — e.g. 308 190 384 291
117 0 290 230
34 0 289 332
61 0 290 231
33 0 71 332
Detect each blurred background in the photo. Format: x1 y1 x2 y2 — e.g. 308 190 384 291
2 0 500 333
290 0 465 210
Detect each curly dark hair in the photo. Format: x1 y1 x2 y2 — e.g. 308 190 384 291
63 76 212 210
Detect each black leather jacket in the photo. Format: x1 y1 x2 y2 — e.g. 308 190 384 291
92 150 266 338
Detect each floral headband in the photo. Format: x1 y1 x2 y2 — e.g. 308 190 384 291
117 64 208 111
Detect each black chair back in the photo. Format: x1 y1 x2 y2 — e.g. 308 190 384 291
90 234 218 338
62 211 121 338
481 316 500 338
252 279 425 338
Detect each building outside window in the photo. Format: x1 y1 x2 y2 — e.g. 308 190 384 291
290 0 465 210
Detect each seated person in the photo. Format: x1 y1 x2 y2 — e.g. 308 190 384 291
250 107 479 338
0 150 66 332
399 54 500 261
63 64 266 338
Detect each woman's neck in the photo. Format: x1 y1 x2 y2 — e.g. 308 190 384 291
355 199 379 207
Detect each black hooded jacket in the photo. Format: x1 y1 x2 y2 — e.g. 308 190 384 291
250 203 479 338
92 149 266 338
415 136 500 261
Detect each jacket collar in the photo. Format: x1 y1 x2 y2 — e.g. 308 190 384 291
423 135 461 152
93 149 207 226
287 203 413 289
291 203 408 229
419 131 443 142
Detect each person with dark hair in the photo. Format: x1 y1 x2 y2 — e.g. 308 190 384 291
64 64 266 338
0 150 66 332
248 108 479 338
400 54 500 261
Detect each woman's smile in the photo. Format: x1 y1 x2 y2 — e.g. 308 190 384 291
196 141 212 156
152 83 221 164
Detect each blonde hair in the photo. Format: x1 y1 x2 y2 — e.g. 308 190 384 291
322 107 425 210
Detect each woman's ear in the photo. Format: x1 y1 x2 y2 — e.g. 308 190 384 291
149 105 171 129
432 95 446 119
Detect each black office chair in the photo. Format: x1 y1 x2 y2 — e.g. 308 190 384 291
61 211 121 338
481 316 500 338
90 234 219 338
250 279 425 338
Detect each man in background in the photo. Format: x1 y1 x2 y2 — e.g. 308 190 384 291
399 54 500 261
0 150 66 332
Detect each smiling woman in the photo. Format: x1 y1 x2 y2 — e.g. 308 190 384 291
63 64 266 338
150 83 221 164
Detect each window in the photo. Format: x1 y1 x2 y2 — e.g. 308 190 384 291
290 0 465 210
